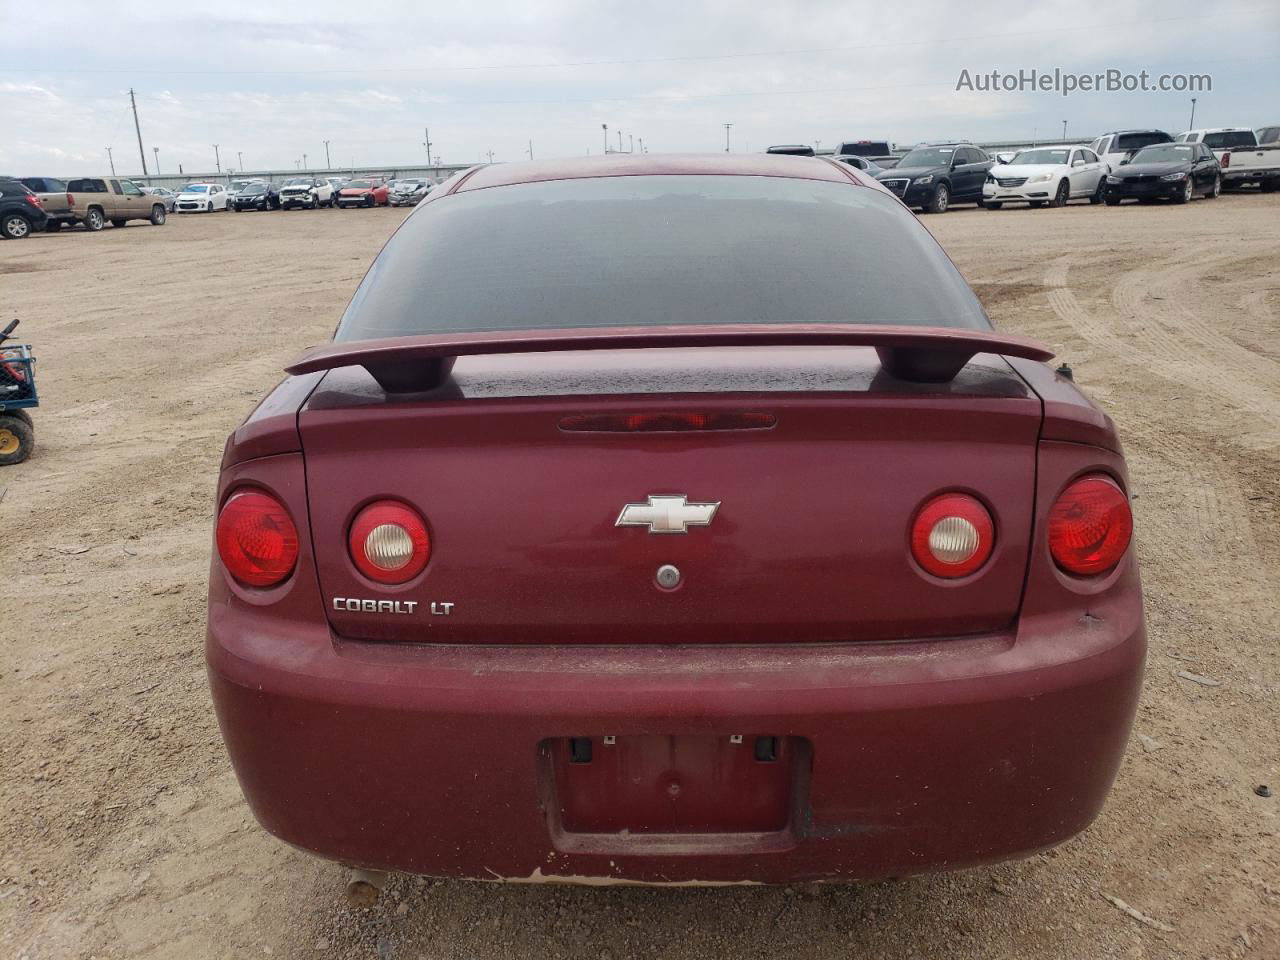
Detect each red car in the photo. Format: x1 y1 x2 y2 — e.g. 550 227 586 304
336 177 389 208
208 154 1144 892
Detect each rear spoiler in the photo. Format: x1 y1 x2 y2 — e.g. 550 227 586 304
285 324 1054 393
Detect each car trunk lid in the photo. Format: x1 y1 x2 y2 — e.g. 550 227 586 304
298 346 1043 645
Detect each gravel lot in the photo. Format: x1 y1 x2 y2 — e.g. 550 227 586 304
2 194 1277 960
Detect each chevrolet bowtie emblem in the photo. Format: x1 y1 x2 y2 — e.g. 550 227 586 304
615 495 720 535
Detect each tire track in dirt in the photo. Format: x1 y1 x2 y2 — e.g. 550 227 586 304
1042 257 1272 606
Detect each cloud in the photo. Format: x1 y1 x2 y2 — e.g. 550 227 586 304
2 0 1276 174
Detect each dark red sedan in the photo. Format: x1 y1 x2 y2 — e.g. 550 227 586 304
208 154 1144 892
336 177 389 208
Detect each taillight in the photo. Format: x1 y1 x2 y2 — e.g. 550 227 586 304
910 493 995 579
1048 475 1132 576
216 490 299 587
25 194 42 208
1220 152 1230 169
559 412 776 433
349 500 431 584
66 192 74 207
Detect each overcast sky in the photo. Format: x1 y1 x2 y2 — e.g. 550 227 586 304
3 0 1276 177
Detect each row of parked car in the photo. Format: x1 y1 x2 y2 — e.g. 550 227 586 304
0 173 436 239
145 175 435 214
767 125 1280 213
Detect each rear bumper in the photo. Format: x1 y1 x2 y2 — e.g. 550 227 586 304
208 597 1145 884
1223 167 1280 184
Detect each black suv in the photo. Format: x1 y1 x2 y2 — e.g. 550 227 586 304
1 179 50 239
874 142 994 213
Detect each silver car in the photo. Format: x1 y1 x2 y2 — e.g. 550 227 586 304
388 178 429 206
141 186 178 212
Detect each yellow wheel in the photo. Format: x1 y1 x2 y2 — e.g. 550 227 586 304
0 415 33 464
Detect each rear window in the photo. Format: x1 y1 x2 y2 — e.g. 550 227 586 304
336 175 989 342
1202 130 1257 149
66 179 107 192
20 177 66 192
837 142 890 157
1115 132 1172 151
1259 127 1280 145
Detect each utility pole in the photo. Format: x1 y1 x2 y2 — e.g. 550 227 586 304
602 123 608 153
213 144 221 173
617 130 623 153
303 152 308 170
152 146 160 175
106 146 116 176
724 123 733 152
629 134 633 153
527 140 533 160
237 151 244 171
639 137 644 153
423 128 433 165
1189 98 1197 129
129 88 149 176
1061 120 1068 141
322 141 330 169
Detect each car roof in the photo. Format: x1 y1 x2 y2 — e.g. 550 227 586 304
451 153 864 193
1016 144 1092 152
1100 129 1170 135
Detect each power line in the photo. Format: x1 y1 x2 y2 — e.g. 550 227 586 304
114 52 1275 111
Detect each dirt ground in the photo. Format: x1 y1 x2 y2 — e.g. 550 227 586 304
2 192 1277 960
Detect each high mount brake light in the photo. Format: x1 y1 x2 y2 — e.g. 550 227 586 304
216 490 299 588
349 500 431 584
1048 475 1133 576
910 493 995 579
559 412 776 433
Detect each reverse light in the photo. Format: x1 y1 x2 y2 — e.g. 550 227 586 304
216 490 299 587
1048 475 1133 576
349 500 431 584
910 493 995 579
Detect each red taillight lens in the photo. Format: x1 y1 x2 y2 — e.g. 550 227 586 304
348 500 431 584
1220 152 1231 169
559 412 776 432
1048 475 1132 576
25 194 42 207
910 493 995 579
66 192 74 207
216 490 299 587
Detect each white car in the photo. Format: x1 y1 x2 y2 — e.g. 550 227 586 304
982 145 1108 209
175 183 229 213
278 176 334 210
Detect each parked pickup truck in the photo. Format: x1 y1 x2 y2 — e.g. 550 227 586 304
16 177 76 230
65 177 169 230
833 139 900 168
1176 128 1280 192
